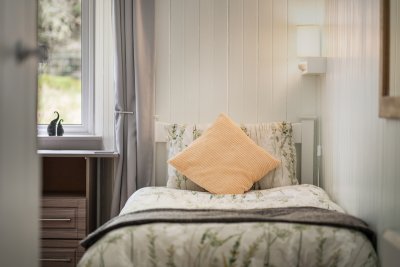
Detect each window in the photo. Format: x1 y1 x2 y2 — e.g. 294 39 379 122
37 0 94 135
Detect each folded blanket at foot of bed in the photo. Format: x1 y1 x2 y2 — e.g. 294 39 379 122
81 206 376 249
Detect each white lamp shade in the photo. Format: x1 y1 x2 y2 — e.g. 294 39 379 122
297 25 321 57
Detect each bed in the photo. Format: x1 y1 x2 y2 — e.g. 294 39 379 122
78 118 378 267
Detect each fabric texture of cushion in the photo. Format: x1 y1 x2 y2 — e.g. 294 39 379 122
168 114 280 194
165 120 298 191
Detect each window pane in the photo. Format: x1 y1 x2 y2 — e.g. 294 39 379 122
37 0 82 125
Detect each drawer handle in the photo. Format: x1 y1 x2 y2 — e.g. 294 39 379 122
40 218 72 222
40 258 72 262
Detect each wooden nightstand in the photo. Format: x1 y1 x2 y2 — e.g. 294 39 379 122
38 150 118 267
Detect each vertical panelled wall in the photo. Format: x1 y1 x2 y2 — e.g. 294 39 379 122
155 0 324 124
322 0 400 252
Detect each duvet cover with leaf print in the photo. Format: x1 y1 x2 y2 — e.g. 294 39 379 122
78 185 377 267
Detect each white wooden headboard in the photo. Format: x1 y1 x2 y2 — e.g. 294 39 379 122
153 118 316 186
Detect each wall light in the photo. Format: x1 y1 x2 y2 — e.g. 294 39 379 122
297 25 326 75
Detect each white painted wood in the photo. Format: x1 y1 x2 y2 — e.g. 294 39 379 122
258 0 273 122
212 0 229 121
322 0 400 263
299 57 327 74
37 150 119 158
170 0 185 123
155 0 323 124
382 230 400 267
198 0 230 123
300 119 315 185
228 0 244 122
243 0 258 122
154 120 314 186
183 0 200 122
37 136 103 150
95 0 115 150
0 1 39 266
199 0 214 122
271 0 288 121
155 0 171 122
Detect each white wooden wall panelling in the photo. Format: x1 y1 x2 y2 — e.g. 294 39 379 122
271 0 288 121
199 0 214 122
155 0 171 122
243 0 258 122
258 0 273 122
228 0 244 122
155 0 323 124
287 0 324 121
170 0 185 122
322 0 400 259
184 0 200 122
212 0 229 122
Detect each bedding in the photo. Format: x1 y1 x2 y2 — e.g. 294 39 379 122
78 185 377 267
166 121 298 192
168 114 280 194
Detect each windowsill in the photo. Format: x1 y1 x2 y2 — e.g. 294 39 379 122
37 149 119 158
37 135 103 150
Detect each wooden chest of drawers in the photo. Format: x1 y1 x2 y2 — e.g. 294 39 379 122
38 151 118 267
40 156 96 267
40 196 88 265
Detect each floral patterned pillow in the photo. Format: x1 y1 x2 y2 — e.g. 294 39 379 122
243 122 298 189
166 123 207 191
165 122 298 191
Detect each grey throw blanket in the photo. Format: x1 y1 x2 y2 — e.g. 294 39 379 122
81 206 376 249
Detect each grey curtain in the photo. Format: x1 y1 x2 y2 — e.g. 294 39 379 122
111 0 155 217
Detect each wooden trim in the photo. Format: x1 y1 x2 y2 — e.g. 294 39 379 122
380 96 400 118
86 158 97 233
381 0 390 97
380 0 400 118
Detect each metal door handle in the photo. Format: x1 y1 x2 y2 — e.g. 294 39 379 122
40 218 71 222
40 258 72 262
15 41 48 63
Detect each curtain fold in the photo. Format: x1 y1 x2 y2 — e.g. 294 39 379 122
111 0 155 217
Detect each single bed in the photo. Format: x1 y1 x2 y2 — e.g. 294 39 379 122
78 119 377 267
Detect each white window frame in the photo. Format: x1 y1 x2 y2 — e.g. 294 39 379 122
37 0 95 136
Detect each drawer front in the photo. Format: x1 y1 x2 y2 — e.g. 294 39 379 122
41 197 86 239
41 248 76 267
41 208 77 229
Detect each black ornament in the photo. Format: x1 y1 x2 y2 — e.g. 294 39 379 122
57 119 64 136
47 111 59 136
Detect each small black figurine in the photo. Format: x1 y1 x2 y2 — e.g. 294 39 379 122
47 111 59 136
57 119 64 136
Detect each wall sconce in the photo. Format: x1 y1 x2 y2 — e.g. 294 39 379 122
297 25 326 75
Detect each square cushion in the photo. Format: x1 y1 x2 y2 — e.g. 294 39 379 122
168 114 280 194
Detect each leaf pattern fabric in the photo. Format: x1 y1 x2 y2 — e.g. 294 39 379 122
165 122 298 192
78 185 377 267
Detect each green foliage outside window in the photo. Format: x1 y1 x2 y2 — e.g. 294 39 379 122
37 0 82 125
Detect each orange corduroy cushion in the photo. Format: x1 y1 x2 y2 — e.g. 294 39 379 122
168 114 280 194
